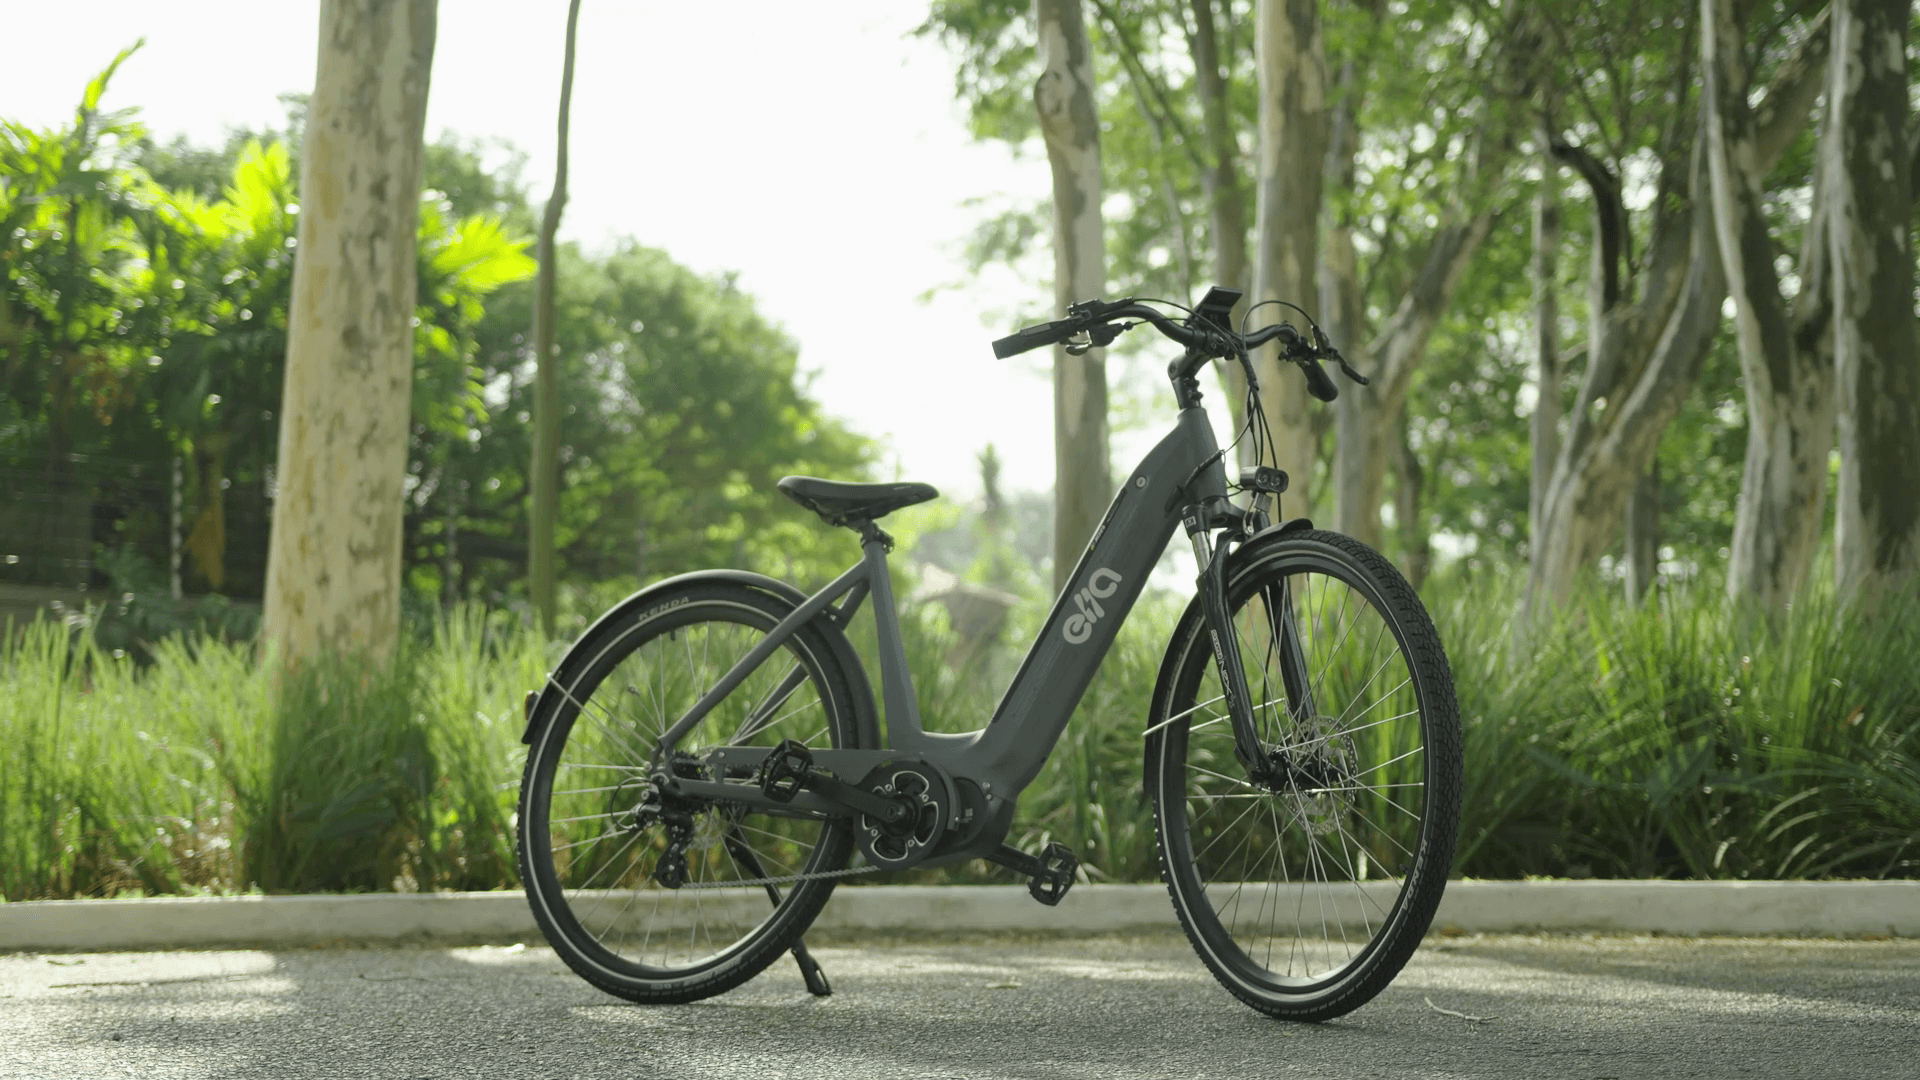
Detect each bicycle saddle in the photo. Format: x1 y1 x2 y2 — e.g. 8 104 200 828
777 476 938 526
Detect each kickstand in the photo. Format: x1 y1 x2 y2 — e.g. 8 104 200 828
790 938 832 996
727 825 833 997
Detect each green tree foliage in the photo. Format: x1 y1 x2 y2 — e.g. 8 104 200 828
923 0 1794 587
1 45 196 588
422 243 874 603
3 55 872 618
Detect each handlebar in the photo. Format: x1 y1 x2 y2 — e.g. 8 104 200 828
990 295 1369 402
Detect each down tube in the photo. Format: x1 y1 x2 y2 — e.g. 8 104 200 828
969 407 1226 795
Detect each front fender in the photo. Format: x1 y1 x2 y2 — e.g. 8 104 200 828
520 569 881 750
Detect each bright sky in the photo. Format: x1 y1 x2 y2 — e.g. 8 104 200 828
1 1 1082 501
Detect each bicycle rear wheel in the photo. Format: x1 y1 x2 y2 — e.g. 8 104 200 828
518 580 867 1003
1147 530 1461 1021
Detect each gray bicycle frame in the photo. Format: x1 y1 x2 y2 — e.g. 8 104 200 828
654 404 1235 846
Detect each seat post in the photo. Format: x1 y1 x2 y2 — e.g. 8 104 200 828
858 520 925 746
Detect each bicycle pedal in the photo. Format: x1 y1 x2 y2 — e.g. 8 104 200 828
1027 842 1078 907
758 739 814 803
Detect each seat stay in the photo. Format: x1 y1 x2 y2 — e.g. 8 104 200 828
657 558 869 757
728 578 871 744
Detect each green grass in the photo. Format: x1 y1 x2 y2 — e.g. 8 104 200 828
2 574 1914 900
0 607 544 900
1434 570 1920 880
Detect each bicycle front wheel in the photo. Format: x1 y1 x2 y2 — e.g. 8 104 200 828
518 580 868 1003
1147 530 1461 1021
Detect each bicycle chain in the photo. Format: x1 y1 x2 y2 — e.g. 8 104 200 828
673 862 882 891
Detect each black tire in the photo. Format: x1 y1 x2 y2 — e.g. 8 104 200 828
1147 530 1461 1022
517 581 867 1003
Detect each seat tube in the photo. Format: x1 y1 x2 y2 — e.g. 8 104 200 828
861 528 925 744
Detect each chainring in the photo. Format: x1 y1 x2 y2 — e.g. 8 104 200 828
855 760 953 868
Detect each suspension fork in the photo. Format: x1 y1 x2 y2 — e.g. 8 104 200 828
1189 515 1321 786
1186 512 1271 785
1263 575 1318 723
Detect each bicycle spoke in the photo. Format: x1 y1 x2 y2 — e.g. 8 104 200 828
1190 797 1264 866
594 877 648 947
1143 692 1227 736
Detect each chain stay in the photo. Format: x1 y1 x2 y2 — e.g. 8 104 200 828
673 862 881 891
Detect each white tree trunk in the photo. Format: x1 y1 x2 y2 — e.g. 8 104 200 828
1189 0 1250 300
1524 19 1829 618
1036 0 1110 593
1251 0 1326 513
1828 0 1920 602
263 0 436 664
1332 210 1492 549
1703 0 1835 611
1326 8 1503 559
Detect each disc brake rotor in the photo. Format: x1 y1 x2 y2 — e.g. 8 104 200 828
1271 717 1359 836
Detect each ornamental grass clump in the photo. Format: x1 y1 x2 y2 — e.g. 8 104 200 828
0 619 259 900
1 575 1914 899
1433 573 1920 880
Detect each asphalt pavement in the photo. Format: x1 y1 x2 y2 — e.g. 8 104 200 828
3 931 1915 1079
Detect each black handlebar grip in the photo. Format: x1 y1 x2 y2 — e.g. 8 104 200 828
992 320 1072 359
1301 356 1340 402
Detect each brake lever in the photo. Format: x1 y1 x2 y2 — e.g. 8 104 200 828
1065 320 1129 355
1307 325 1371 386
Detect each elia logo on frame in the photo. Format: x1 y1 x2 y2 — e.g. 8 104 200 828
1062 568 1124 644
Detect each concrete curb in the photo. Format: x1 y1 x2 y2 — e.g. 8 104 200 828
2 881 1914 952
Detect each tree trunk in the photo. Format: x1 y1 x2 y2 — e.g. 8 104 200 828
1392 412 1429 590
440 471 461 608
1828 0 1920 603
1524 17 1829 619
169 452 184 599
1189 0 1250 301
1624 462 1660 602
1188 0 1255 439
1250 0 1326 512
1703 0 1836 611
1325 54 1376 548
1526 136 1722 617
529 0 581 639
1325 9 1500 560
263 0 436 664
1332 210 1493 551
1529 138 1562 571
1036 0 1110 594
